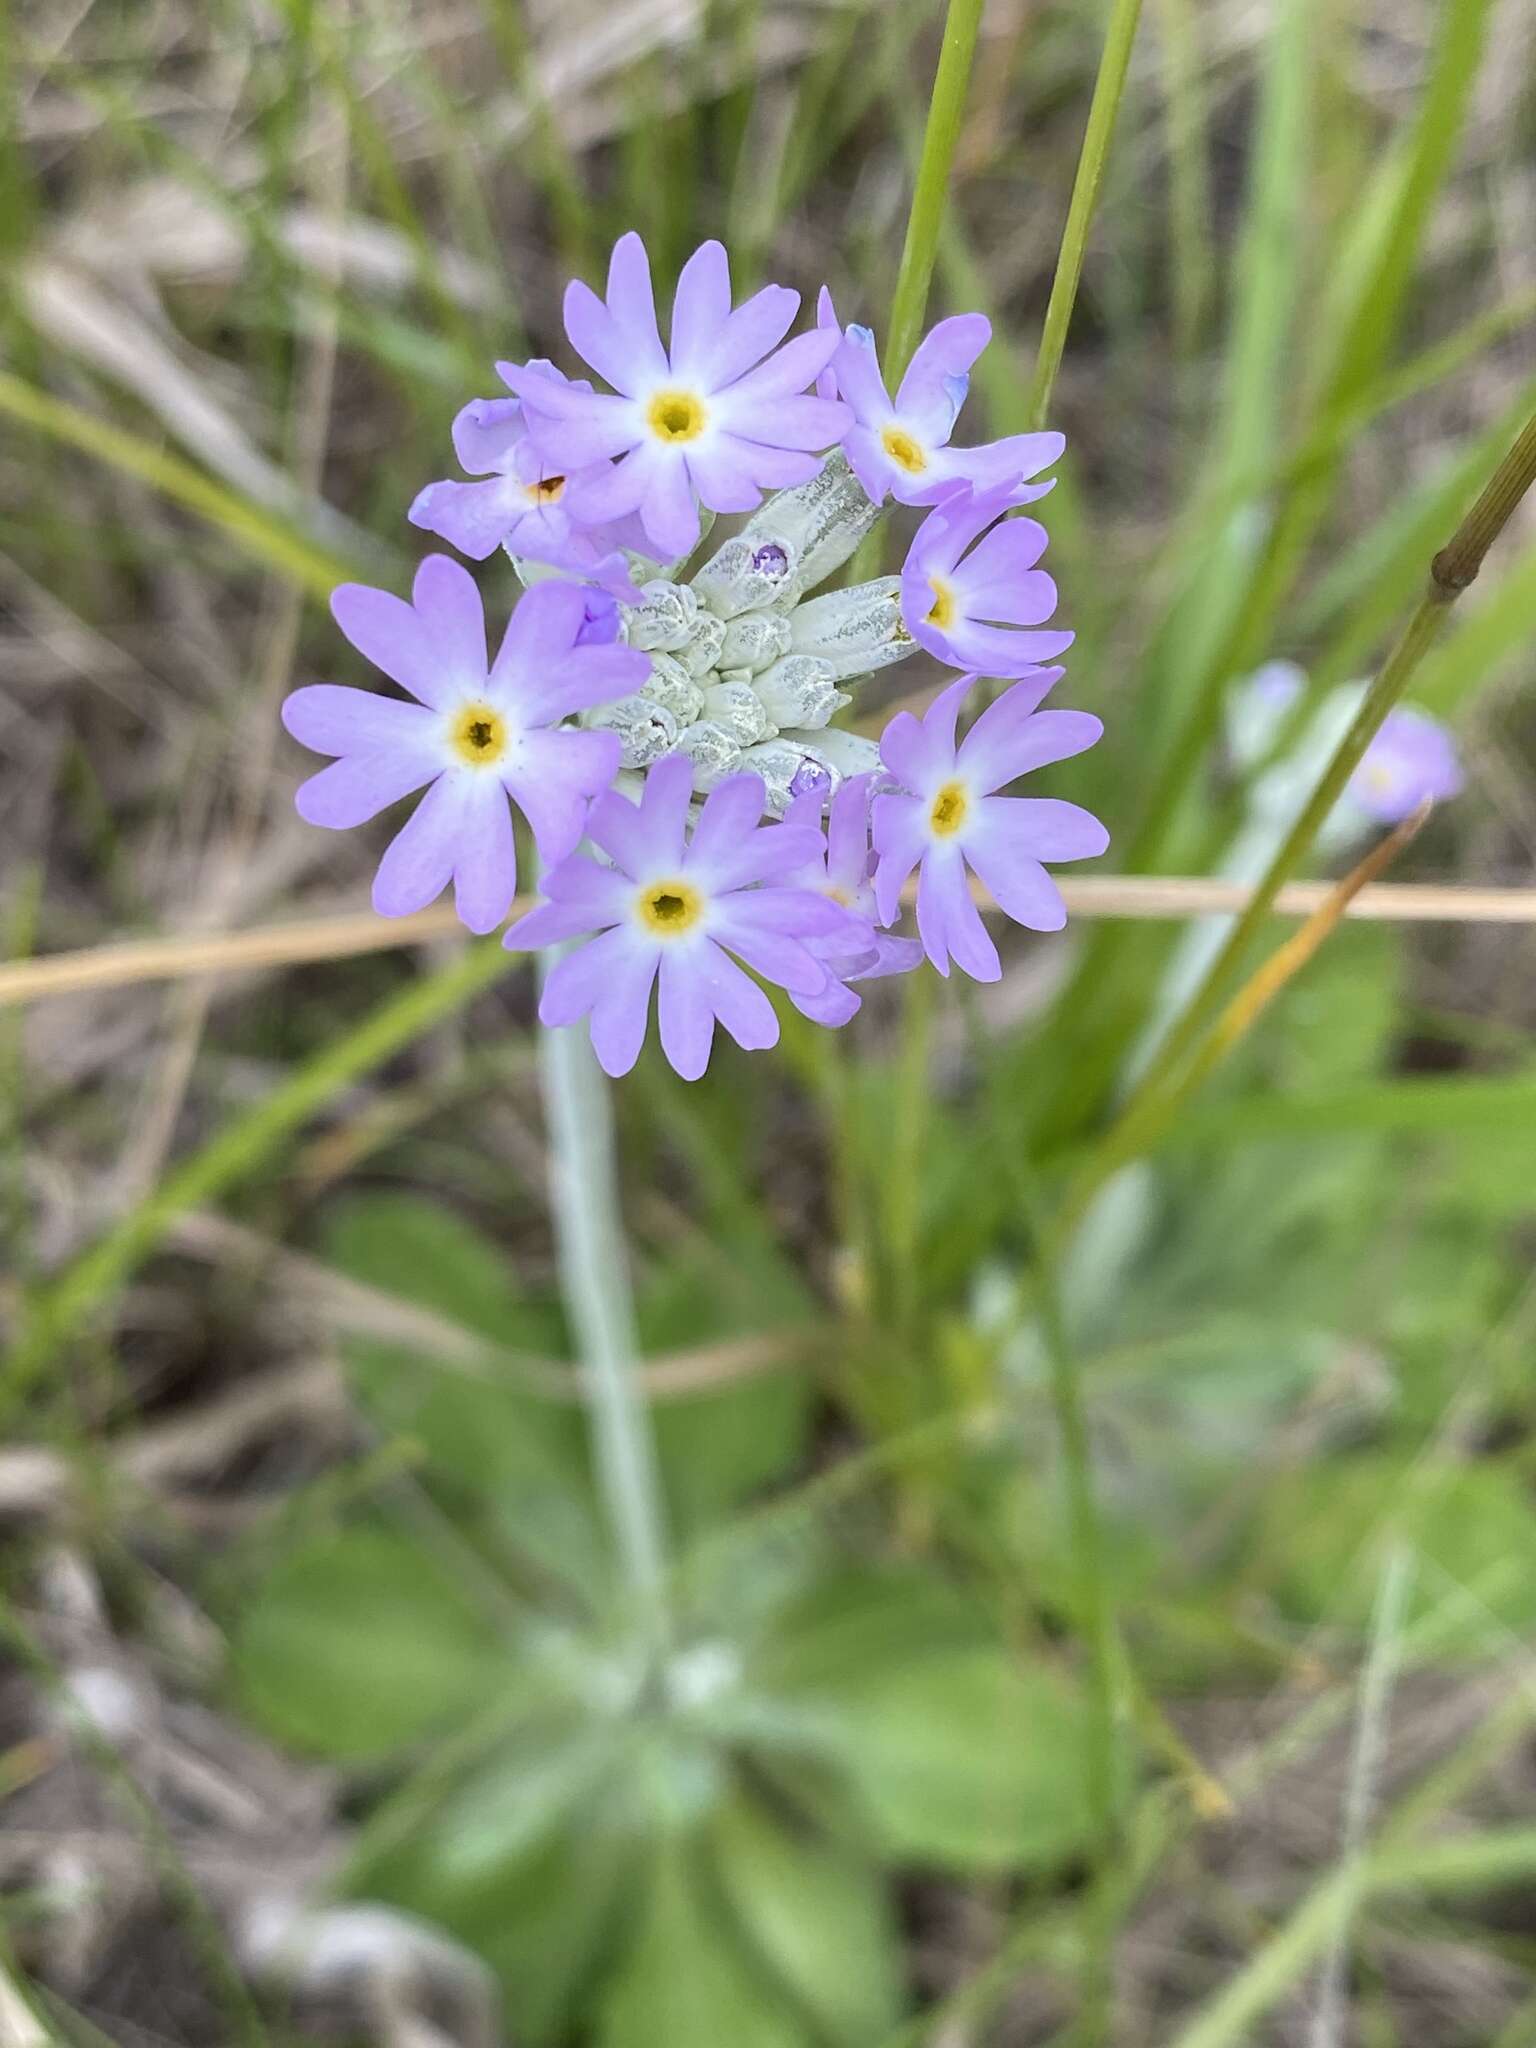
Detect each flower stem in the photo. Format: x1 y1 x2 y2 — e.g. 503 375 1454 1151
1025 0 1145 429
537 998 669 1649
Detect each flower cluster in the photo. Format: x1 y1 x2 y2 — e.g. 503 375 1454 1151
1230 662 1464 852
285 234 1111 1077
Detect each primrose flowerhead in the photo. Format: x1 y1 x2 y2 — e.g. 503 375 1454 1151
1231 666 1464 842
498 234 851 562
1346 706 1464 823
901 484 1074 678
873 673 1107 981
505 755 861 1079
832 314 1064 509
282 558 647 933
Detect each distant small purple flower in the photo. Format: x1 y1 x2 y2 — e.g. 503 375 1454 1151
873 674 1107 981
1347 706 1463 823
505 755 858 1079
901 485 1074 678
781 775 922 1024
283 557 646 934
831 314 1063 509
499 234 851 562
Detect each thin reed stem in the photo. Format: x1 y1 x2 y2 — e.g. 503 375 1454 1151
1026 0 1145 427
883 0 987 382
537 986 670 1650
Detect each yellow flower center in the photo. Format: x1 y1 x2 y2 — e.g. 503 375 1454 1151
636 878 705 936
929 780 969 837
450 701 508 767
526 473 566 503
881 425 928 474
925 577 956 631
646 390 708 443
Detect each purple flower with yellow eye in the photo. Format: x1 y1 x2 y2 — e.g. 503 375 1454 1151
830 314 1064 509
1346 705 1463 823
282 557 647 934
873 673 1107 982
505 755 858 1079
780 774 922 1024
499 233 850 563
900 484 1074 678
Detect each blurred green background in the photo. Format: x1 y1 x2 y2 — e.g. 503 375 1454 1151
3 0 1536 2042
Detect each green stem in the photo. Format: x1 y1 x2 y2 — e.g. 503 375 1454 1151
882 0 987 382
1025 0 1145 428
537 1000 669 1649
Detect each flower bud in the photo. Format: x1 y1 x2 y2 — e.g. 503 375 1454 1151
786 577 914 680
689 535 796 621
625 579 700 653
642 652 704 726
752 655 848 731
739 451 880 607
676 609 727 678
739 737 841 815
717 611 791 673
579 695 678 770
673 720 744 792
700 680 775 746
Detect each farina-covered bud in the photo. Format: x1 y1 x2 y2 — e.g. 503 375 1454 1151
740 736 841 815
624 579 700 652
780 723 882 782
752 655 848 731
739 450 880 607
786 577 914 680
641 651 705 726
674 719 744 792
676 609 727 678
579 694 678 770
700 680 776 747
717 611 791 673
689 535 796 620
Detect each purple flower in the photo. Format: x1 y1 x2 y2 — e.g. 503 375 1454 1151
283 557 646 934
901 484 1074 678
780 774 923 1024
830 313 1064 508
504 755 858 1079
872 674 1107 981
408 365 615 562
498 234 851 563
1346 706 1463 823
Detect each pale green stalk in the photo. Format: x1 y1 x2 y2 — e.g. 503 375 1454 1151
1025 0 1145 427
537 998 669 1648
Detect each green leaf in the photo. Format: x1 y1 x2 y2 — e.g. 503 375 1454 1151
710 1794 903 2044
231 1523 508 1759
640 1239 813 1535
754 1571 1104 1872
322 1196 606 1592
822 1648 1102 1872
599 1839 810 2048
